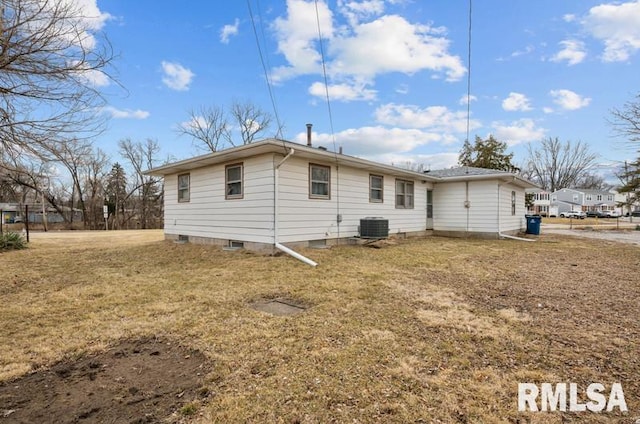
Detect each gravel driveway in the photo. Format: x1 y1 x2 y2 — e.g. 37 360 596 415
542 227 640 246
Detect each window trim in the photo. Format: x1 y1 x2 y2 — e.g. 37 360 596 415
395 179 414 209
177 173 190 203
225 163 244 200
369 174 384 203
511 190 516 215
309 163 331 199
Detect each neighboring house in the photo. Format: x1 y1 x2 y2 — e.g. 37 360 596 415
145 139 537 253
529 190 552 216
551 188 618 214
613 190 640 215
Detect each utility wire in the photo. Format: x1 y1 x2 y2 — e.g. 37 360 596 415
314 0 340 240
246 0 286 151
465 0 473 144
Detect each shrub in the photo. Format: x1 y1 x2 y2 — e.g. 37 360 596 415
0 232 28 251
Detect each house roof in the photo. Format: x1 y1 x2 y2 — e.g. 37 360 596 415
425 166 538 188
145 139 538 188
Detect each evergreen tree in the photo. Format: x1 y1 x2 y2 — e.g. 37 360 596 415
104 163 127 229
458 135 519 172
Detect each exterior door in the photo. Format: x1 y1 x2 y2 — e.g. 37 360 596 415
426 189 433 229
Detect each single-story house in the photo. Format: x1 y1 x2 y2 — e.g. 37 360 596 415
145 139 537 255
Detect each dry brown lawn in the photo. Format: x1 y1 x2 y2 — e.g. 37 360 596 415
1 230 639 423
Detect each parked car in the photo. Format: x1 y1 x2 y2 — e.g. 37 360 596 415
586 210 606 218
560 211 585 219
605 211 620 218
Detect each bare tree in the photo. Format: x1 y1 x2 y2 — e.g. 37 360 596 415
82 148 110 229
230 100 272 145
50 138 94 225
572 173 612 191
0 0 114 158
525 137 598 192
176 106 231 152
118 138 163 229
610 93 640 145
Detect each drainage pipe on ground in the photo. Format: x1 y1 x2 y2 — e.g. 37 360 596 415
274 148 318 267
275 242 318 267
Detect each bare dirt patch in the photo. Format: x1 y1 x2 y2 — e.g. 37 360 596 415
0 337 210 423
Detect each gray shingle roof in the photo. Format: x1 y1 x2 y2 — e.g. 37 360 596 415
425 166 513 178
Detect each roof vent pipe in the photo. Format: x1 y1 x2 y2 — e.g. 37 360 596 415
306 123 312 147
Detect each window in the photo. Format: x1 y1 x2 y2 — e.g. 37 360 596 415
607 195 613 201
586 194 592 201
309 164 330 199
177 173 190 202
395 179 414 209
511 191 516 215
369 174 383 203
225 163 243 199
596 194 602 201
573 194 579 202
426 190 433 218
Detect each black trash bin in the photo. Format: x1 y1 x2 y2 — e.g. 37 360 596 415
525 215 541 235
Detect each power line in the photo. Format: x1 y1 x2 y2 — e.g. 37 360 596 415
246 0 285 150
313 0 340 240
465 0 473 144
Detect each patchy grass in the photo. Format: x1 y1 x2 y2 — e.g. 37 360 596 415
1 230 639 423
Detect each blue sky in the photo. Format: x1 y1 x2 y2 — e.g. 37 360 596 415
88 0 640 177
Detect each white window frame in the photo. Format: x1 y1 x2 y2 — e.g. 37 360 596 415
309 164 330 199
395 179 414 209
369 174 384 203
177 173 190 203
225 163 243 200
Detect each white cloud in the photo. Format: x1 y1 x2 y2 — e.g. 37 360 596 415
271 0 333 81
330 15 466 81
395 84 409 94
294 125 442 156
549 89 591 110
459 94 477 105
551 40 587 65
43 0 112 50
582 0 640 62
161 61 195 91
374 103 480 134
502 92 532 112
338 0 385 26
543 107 554 114
563 14 576 23
102 106 150 119
220 18 240 44
272 1 465 84
491 119 546 146
308 81 377 101
72 61 110 87
511 45 534 58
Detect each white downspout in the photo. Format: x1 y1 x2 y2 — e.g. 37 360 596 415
274 149 318 267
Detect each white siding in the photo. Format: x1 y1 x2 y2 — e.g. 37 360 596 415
277 156 429 243
498 182 526 232
433 180 526 234
164 154 275 243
